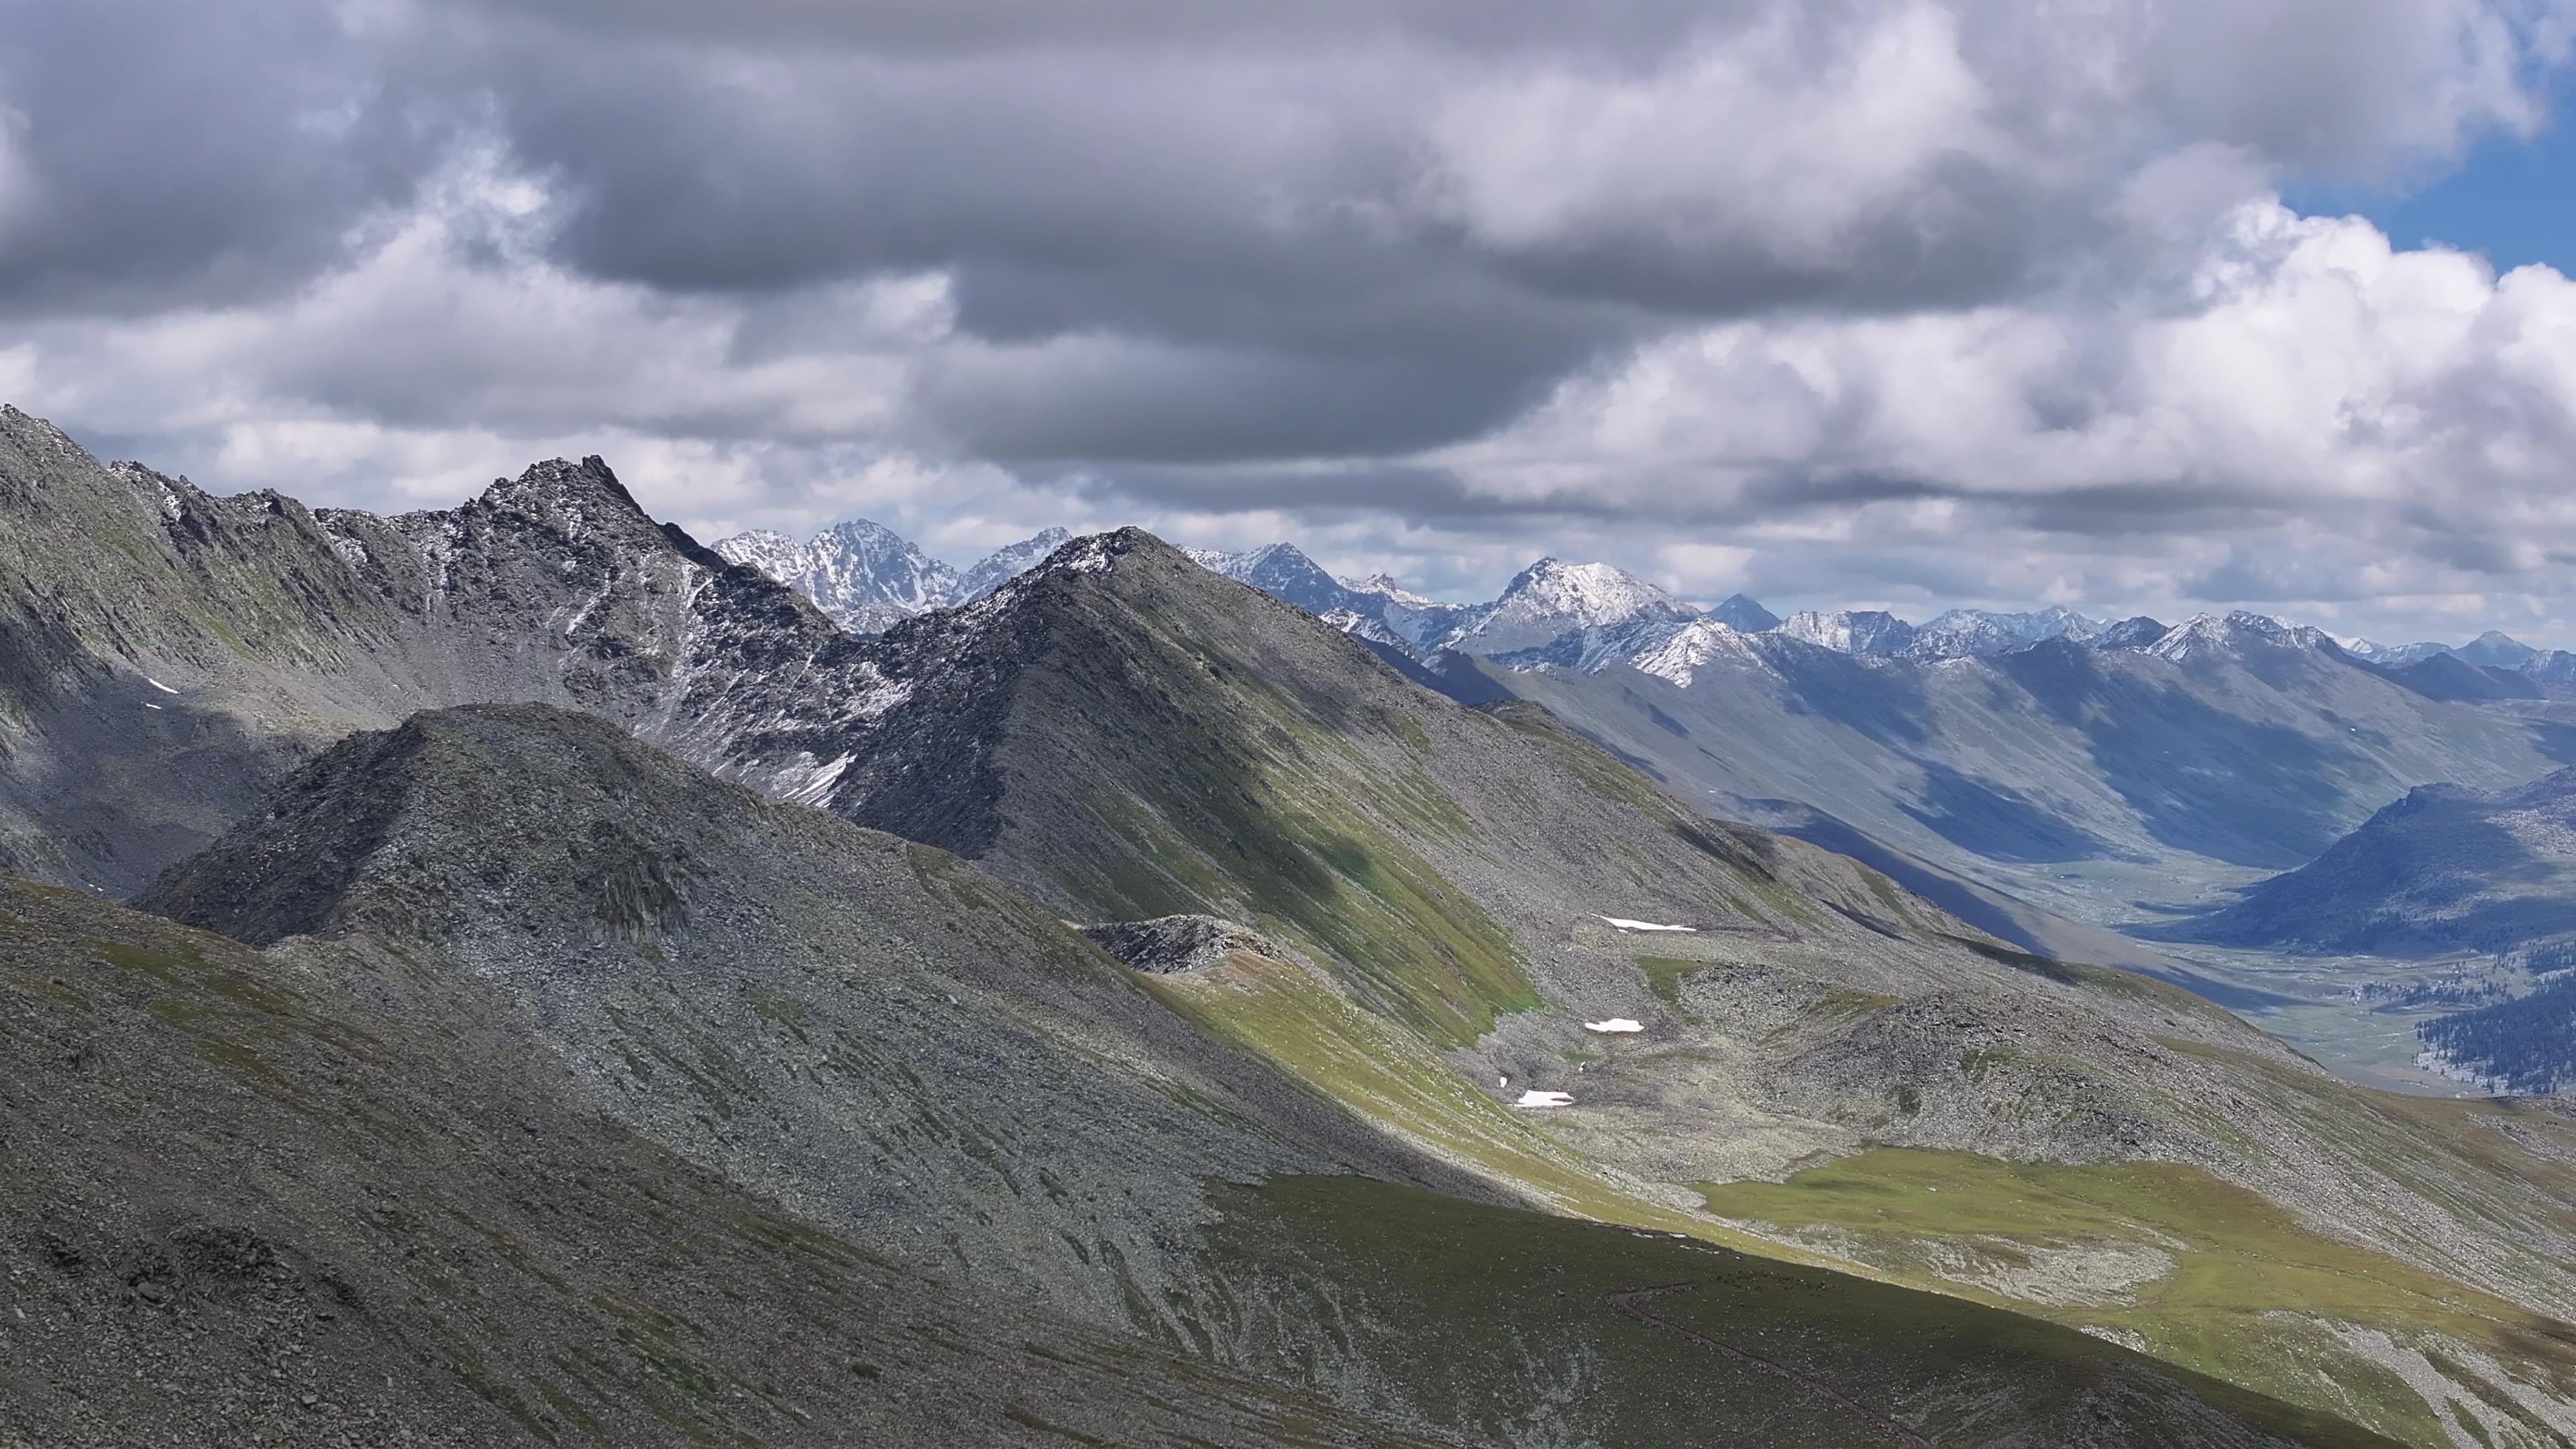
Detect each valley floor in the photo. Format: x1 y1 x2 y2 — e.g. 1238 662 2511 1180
1972 856 2506 1097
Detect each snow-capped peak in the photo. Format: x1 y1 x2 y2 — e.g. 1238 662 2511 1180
1342 572 1433 607
1774 609 1917 656
1499 558 1674 626
958 527 1073 602
714 518 1079 634
1904 606 2101 660
714 528 801 579
2145 610 2334 663
1631 619 1761 687
1440 557 1697 659
713 519 961 634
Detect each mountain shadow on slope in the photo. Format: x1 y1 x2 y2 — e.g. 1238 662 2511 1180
1995 638 2366 867
2378 653 2547 704
1898 759 2122 863
2161 768 2576 955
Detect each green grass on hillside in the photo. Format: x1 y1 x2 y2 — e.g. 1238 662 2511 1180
1140 952 1740 1234
1699 1148 2576 1446
1199 1174 2398 1449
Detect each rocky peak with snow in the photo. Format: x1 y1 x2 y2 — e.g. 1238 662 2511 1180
1343 572 1433 607
715 527 801 579
1219 543 1362 615
1905 606 2100 661
708 518 1084 633
714 519 961 635
2143 610 2337 664
1497 558 1674 627
2088 616 2169 651
1775 609 1917 657
1442 557 1697 658
957 527 1073 602
2339 637 2451 665
1629 619 1765 688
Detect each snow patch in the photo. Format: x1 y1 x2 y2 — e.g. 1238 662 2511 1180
1515 1090 1574 1108
1060 536 1118 574
843 661 915 721
1585 1018 1645 1034
143 678 179 694
778 753 856 807
1601 916 1696 933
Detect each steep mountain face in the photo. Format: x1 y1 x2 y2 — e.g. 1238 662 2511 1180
1778 608 1919 655
0 407 970 893
957 526 1072 601
712 519 960 633
2172 768 2576 955
1707 591 1782 631
99 705 2391 1449
2528 649 2576 686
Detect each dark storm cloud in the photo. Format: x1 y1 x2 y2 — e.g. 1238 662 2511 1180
0 0 448 315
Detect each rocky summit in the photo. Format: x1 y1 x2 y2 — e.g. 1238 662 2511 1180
8 406 2576 1447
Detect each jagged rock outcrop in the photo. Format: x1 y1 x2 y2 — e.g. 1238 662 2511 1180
1083 914 1294 973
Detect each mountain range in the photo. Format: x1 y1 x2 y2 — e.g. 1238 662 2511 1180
715 515 2575 685
13 406 2576 1445
722 517 2576 1125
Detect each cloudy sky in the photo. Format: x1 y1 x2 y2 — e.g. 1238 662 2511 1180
5 0 2576 643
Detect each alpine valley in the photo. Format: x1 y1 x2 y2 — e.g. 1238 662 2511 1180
12 405 2576 1448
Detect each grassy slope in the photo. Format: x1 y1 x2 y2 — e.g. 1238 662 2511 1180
1204 1174 2400 1449
1701 1148 2576 1448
